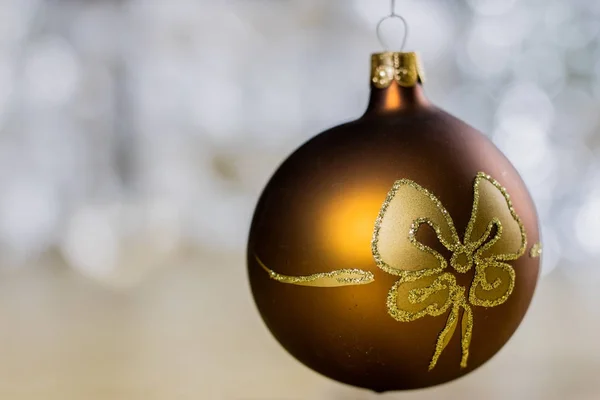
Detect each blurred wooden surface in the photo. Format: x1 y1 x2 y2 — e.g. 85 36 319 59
0 252 597 400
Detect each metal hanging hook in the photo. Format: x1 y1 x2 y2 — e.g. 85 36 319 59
376 0 409 52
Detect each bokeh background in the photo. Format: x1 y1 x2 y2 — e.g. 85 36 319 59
0 0 599 398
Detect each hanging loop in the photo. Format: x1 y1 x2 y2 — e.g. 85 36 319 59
376 0 409 52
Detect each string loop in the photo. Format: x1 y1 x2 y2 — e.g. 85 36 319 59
376 0 409 52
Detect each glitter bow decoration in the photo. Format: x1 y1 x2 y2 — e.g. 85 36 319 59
372 172 527 370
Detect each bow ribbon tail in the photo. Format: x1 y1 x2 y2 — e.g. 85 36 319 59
429 300 460 371
460 302 473 368
429 289 473 371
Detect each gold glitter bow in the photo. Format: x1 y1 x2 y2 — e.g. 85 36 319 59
372 172 527 369
256 172 528 370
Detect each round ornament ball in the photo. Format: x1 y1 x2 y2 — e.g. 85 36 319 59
247 52 542 392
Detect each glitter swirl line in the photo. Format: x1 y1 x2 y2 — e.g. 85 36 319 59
255 255 375 287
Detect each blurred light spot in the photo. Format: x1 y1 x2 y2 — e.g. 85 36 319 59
62 206 119 279
62 200 183 287
546 3 599 49
553 87 598 139
466 0 517 16
193 191 253 251
556 204 590 266
70 4 123 58
128 0 203 30
189 77 242 141
24 36 81 107
575 193 600 255
350 0 388 26
144 154 207 203
0 59 14 128
539 224 560 277
0 0 41 49
593 58 600 100
544 1 571 27
143 199 182 256
21 115 85 188
567 47 596 76
494 115 549 172
496 82 554 131
135 60 197 128
245 56 304 145
0 179 59 259
473 15 528 48
511 46 565 96
73 64 114 120
463 24 511 78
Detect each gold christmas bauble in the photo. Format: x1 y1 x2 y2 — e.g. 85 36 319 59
247 52 541 392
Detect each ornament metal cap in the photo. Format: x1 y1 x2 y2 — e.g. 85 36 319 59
371 52 425 89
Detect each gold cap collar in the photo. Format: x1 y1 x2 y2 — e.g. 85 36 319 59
371 52 425 89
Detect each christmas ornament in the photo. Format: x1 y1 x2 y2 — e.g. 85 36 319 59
247 4 541 392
